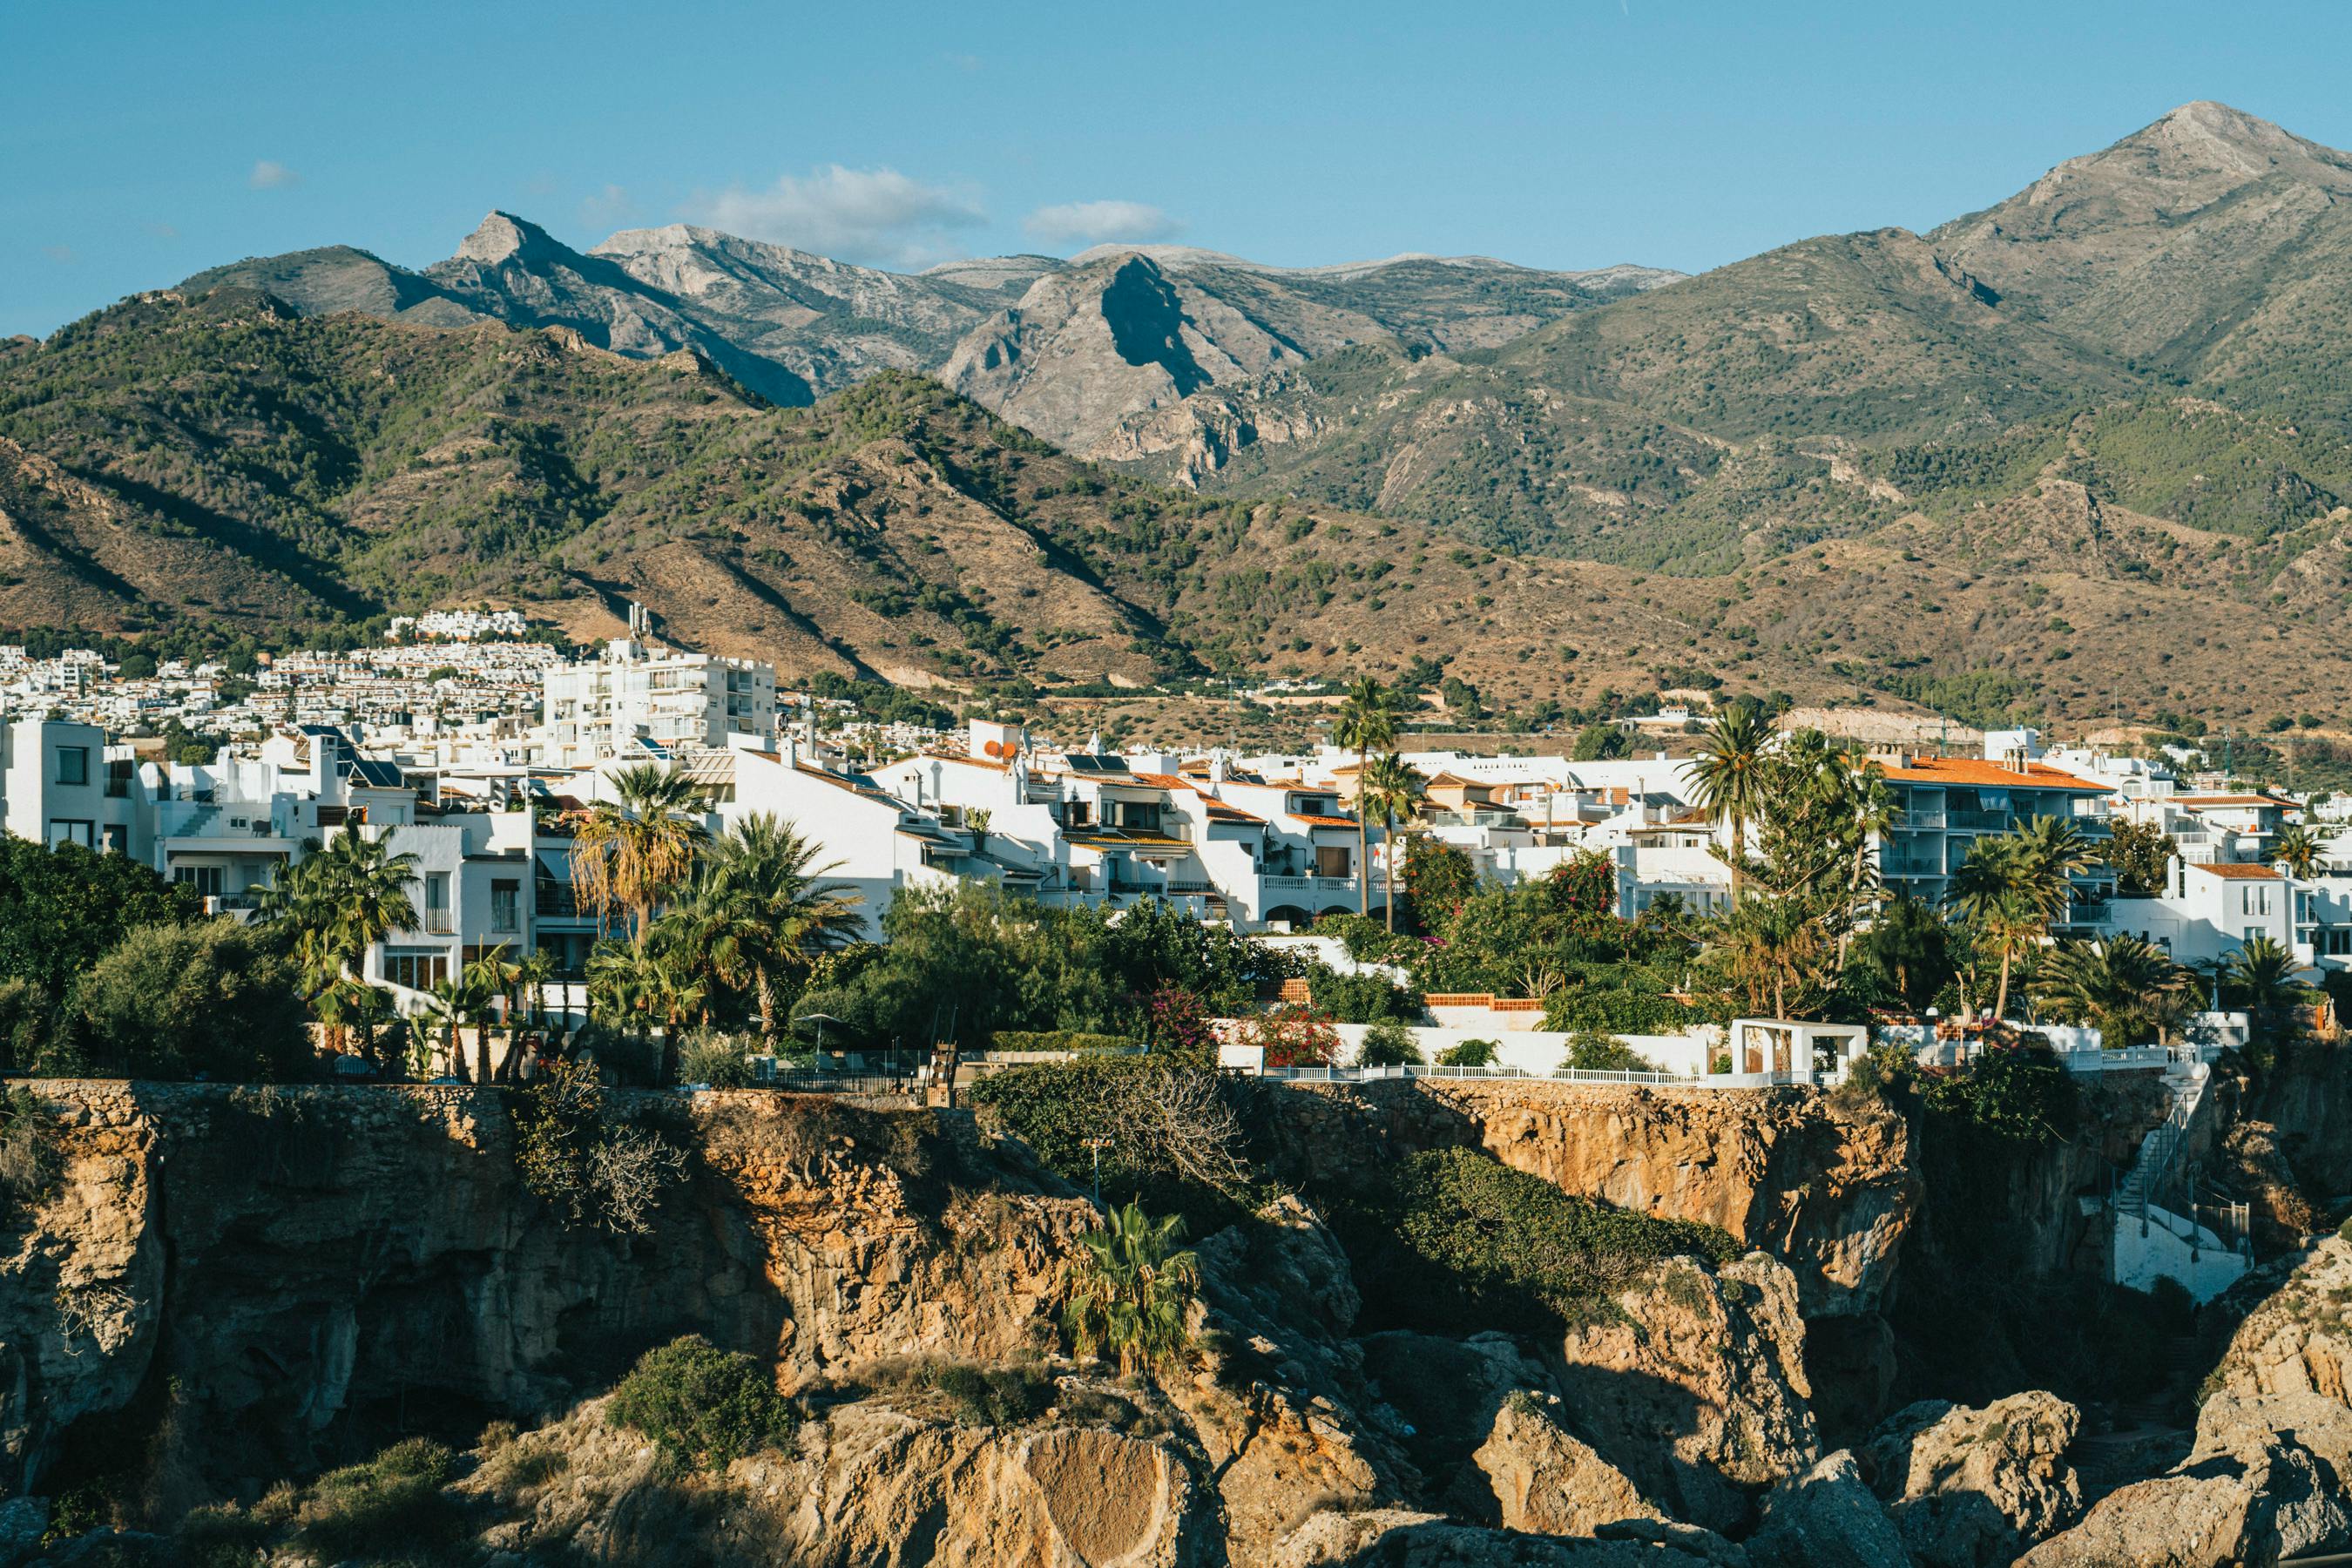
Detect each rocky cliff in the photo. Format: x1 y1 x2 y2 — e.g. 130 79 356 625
1256 1080 1918 1319
0 1083 1090 1497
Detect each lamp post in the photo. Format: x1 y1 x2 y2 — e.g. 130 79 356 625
1082 1136 1112 1206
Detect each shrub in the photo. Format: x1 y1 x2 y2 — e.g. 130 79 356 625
924 1362 1056 1426
1339 1147 1739 1333
1305 963 1424 1024
0 1087 59 1218
1922 1042 2078 1140
1559 1030 1657 1074
1832 1040 1916 1110
70 920 309 1081
1240 1004 1340 1068
677 1030 757 1088
513 1058 686 1233
288 1437 461 1560
1438 1037 1499 1067
608 1335 795 1471
1357 1020 1424 1067
0 978 60 1075
968 1055 1254 1215
989 1031 1143 1056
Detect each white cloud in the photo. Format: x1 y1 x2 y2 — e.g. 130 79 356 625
688 166 985 267
1023 199 1184 247
248 159 301 190
579 183 636 231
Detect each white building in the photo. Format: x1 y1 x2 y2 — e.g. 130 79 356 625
538 638 775 767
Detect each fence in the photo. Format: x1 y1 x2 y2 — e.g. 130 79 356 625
1262 1063 1733 1089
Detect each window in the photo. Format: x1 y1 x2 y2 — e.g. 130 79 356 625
2245 927 2267 945
490 879 520 933
174 864 225 896
105 759 133 799
100 824 128 854
383 949 449 990
1315 845 1351 880
47 820 94 848
424 873 452 932
55 747 88 787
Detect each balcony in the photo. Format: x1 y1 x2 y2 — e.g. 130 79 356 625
1889 811 1946 832
1946 809 2012 832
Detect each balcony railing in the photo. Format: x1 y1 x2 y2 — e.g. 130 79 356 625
1889 811 1946 832
1946 809 2012 832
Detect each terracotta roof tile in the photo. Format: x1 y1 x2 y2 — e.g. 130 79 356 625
2190 862 2282 880
1877 758 2109 793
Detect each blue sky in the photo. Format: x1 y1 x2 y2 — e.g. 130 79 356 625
10 0 2352 337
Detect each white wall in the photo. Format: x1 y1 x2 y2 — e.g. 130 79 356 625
2113 1203 2251 1304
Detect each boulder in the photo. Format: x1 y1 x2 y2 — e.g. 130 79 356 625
1858 1393 2081 1567
2013 1430 2349 1567
1460 1389 1665 1535
1745 1450 1912 1568
1549 1254 1820 1532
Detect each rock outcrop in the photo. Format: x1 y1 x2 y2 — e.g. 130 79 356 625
0 1084 1094 1493
1857 1394 2081 1568
1745 1451 1911 1568
2018 1240 2352 1567
1550 1254 1820 1532
1260 1081 1918 1317
1462 1390 1664 1536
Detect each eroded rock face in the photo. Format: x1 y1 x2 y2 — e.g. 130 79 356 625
1857 1394 2081 1568
2018 1241 2352 1568
1463 1390 1664 1536
465 1396 1212 1568
1551 1254 1820 1533
0 1085 1094 1493
1745 1451 1911 1568
2201 1234 2352 1407
1261 1081 1918 1317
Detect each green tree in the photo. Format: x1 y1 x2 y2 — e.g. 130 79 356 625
71 920 308 1080
2227 935 2309 1041
1402 838 1477 933
1688 703 1774 902
1571 722 1627 761
2104 817 2177 896
1064 1201 1201 1376
1852 894 1955 1012
0 837 200 998
1335 677 1399 916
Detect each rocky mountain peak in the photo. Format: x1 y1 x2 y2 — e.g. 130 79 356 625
454 210 564 266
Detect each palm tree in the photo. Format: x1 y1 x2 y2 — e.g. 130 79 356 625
2011 815 2099 927
1688 703 1774 902
262 828 419 1055
1335 677 1399 916
1947 835 2029 1022
1359 753 1428 933
2269 824 2334 881
1063 1201 1201 1376
467 943 522 1084
2033 936 2194 1048
570 763 708 948
426 970 473 1080
695 814 864 1038
2228 935 2308 1040
1717 894 1824 1019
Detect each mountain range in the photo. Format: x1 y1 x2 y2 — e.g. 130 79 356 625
9 99 2352 733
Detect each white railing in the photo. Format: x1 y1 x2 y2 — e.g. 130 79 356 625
1262 1063 1752 1089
